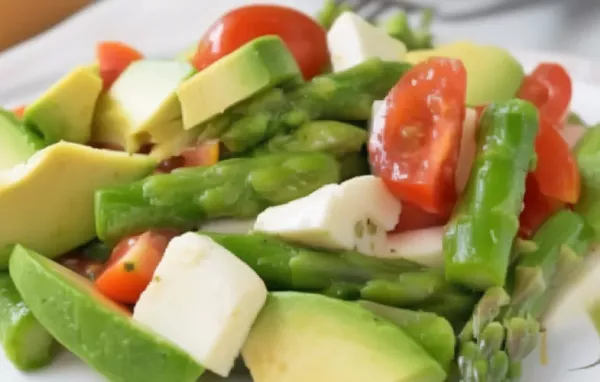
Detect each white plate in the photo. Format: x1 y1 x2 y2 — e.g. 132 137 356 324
2 1 600 381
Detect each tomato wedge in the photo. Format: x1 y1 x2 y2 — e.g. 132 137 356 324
533 120 580 203
369 57 467 215
519 176 564 237
95 230 178 304
12 105 26 118
518 63 580 204
180 140 220 168
191 5 328 80
392 202 449 233
517 63 572 129
97 41 143 90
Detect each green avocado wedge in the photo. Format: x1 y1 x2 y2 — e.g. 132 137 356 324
9 245 204 382
0 272 56 371
242 292 446 382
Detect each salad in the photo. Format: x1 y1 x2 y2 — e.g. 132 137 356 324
1 2 599 382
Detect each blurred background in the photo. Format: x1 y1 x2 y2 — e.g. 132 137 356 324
1 0 599 105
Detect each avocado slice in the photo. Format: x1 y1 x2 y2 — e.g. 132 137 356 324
0 109 45 170
9 245 204 382
406 41 524 105
92 60 195 153
177 36 302 130
0 272 56 371
242 292 446 382
0 142 156 268
24 66 102 144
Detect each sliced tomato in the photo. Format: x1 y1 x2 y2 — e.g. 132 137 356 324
517 63 572 129
392 202 450 233
369 57 467 215
95 230 178 304
12 105 26 118
180 140 220 167
97 41 143 90
533 120 581 204
519 176 564 237
156 140 220 174
191 5 328 80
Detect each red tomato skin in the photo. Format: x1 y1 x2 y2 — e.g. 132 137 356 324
517 63 572 129
95 230 177 304
97 41 143 90
12 106 26 118
369 57 467 215
392 202 449 233
533 121 581 204
519 176 564 237
191 5 328 80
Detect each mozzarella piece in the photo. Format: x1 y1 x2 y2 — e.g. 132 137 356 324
253 175 401 255
199 219 255 234
327 12 407 72
455 108 479 193
133 233 267 377
385 226 444 268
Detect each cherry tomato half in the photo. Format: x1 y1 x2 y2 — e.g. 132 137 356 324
519 176 564 237
532 120 581 204
518 63 572 129
392 202 450 233
95 230 178 304
192 5 328 80
369 57 467 215
97 41 143 90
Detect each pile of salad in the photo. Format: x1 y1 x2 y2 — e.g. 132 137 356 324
1 2 600 382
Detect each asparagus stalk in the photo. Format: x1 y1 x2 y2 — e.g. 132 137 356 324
380 9 434 50
95 153 340 243
211 59 411 153
444 100 539 290
316 0 352 30
457 210 592 382
251 120 367 158
202 232 476 312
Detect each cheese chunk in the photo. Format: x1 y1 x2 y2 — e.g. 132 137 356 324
133 233 267 377
327 12 407 72
253 175 401 255
385 227 444 268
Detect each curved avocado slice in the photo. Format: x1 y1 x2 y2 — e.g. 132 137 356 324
0 109 45 170
9 245 204 382
406 41 524 105
0 142 156 268
24 66 102 144
243 292 446 382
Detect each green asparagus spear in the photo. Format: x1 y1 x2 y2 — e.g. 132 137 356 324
380 9 434 51
510 210 593 317
95 152 340 243
575 125 600 239
338 152 370 180
0 273 55 370
316 0 352 30
252 120 367 157
358 301 456 371
216 59 412 152
457 210 592 382
444 100 539 290
202 232 476 312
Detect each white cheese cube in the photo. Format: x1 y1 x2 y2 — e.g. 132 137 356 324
385 226 444 268
133 233 267 377
253 175 401 255
456 108 479 193
327 12 407 72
